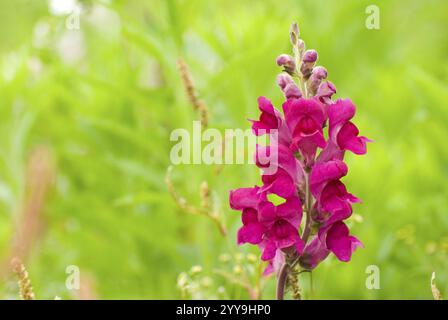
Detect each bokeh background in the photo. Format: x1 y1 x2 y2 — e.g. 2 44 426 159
0 0 447 299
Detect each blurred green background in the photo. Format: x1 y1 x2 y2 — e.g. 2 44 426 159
0 0 447 299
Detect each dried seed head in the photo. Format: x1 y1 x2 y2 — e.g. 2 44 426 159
199 181 210 209
177 58 197 109
11 257 36 300
177 58 209 128
287 271 302 300
431 272 443 300
197 100 209 128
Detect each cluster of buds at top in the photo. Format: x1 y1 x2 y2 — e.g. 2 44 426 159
229 22 371 299
275 23 334 101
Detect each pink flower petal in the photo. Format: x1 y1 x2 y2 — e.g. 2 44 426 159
337 122 368 155
276 197 302 228
310 160 348 197
229 187 260 210
261 239 277 261
325 222 363 262
237 223 265 245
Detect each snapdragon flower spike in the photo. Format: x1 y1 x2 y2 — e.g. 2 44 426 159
229 23 371 294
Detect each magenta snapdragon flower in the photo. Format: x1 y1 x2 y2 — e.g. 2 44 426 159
229 23 370 299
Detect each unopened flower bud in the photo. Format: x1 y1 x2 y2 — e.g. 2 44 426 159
290 33 296 46
303 49 318 63
284 83 302 100
308 66 328 95
291 22 299 37
290 22 300 45
300 50 318 79
276 73 302 100
276 73 294 90
316 81 336 104
312 66 327 79
276 54 295 68
276 54 296 75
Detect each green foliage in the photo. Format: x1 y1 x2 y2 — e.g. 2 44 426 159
0 0 447 299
